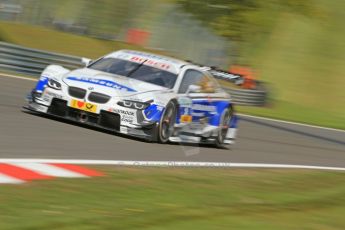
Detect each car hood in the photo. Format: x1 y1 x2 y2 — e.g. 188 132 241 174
62 68 169 98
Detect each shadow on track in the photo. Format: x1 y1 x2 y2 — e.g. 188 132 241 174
22 109 226 151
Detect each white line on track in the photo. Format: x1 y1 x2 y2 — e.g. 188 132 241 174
0 73 37 82
1 159 345 171
1 72 344 133
238 114 345 133
11 162 87 178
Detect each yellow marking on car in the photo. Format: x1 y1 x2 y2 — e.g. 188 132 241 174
70 99 97 113
180 115 192 123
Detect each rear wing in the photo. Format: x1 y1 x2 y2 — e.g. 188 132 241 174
185 61 245 86
208 68 245 86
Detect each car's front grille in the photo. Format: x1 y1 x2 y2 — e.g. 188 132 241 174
68 87 86 99
88 92 111 104
48 99 120 131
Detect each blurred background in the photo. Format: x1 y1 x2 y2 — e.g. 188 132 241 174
0 0 344 128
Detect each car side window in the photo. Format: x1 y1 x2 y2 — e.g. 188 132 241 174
178 70 204 94
178 69 218 94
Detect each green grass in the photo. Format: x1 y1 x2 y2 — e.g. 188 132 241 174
237 100 345 130
1 166 345 229
244 0 345 129
0 21 156 59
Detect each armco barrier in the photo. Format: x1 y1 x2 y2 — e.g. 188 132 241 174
225 85 267 106
0 42 82 76
0 42 267 106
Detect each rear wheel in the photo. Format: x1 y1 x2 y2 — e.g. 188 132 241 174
215 106 233 148
157 100 177 143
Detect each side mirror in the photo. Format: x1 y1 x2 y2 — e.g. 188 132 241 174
186 84 201 95
81 58 92 67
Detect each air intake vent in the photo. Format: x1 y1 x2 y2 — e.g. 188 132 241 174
68 87 86 99
88 92 111 104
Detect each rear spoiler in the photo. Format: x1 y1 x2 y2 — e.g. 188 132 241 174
208 68 245 86
184 61 245 86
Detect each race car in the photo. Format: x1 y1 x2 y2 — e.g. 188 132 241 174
24 50 238 148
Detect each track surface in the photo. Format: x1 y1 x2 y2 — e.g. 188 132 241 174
1 76 344 167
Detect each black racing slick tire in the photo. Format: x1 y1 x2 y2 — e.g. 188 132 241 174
157 100 177 143
215 106 233 149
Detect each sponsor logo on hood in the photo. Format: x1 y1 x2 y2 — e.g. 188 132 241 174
66 76 136 92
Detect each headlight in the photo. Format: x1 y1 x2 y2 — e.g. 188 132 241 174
47 78 62 90
118 100 152 110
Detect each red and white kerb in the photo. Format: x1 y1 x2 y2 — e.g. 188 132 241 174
0 163 103 184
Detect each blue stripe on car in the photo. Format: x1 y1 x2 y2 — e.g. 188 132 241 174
66 76 136 92
146 100 238 128
35 76 48 93
190 100 229 126
229 115 238 128
144 104 164 121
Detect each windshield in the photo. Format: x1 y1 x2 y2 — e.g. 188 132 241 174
88 58 178 89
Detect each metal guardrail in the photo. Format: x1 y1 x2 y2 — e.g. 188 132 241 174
0 42 83 76
0 41 267 106
209 69 267 106
226 86 267 106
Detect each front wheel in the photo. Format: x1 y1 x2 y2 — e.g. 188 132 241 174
215 106 233 148
157 100 177 143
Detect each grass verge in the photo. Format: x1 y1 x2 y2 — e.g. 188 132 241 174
245 0 345 129
237 100 345 130
1 166 345 229
0 21 157 59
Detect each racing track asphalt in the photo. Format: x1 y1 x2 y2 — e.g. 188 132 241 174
0 75 344 167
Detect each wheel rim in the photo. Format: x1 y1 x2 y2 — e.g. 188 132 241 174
161 105 175 140
219 109 231 143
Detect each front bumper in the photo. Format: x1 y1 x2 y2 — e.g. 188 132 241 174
25 94 157 141
25 89 237 145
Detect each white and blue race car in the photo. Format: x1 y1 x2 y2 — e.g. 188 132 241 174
24 50 238 148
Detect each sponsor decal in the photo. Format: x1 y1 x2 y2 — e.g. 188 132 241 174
66 76 136 92
130 56 171 71
178 97 192 107
192 112 205 117
113 109 135 116
70 99 97 113
130 56 146 63
112 109 135 123
192 104 216 112
123 50 180 64
177 98 193 124
121 117 133 123
86 103 94 110
180 115 192 123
